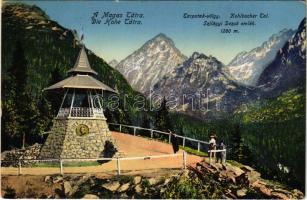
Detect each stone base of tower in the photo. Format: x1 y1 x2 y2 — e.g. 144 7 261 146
39 118 117 159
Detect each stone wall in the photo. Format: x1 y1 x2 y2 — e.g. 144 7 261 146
39 118 117 159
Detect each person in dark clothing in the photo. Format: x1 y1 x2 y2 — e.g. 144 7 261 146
169 130 179 153
216 141 226 163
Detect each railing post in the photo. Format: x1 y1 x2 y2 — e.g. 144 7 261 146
183 151 187 170
119 124 122 132
117 157 121 175
18 160 21 175
133 127 136 136
197 142 200 152
60 159 63 175
183 137 186 147
168 133 171 143
150 130 153 138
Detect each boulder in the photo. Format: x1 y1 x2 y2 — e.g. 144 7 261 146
54 188 65 198
225 189 237 199
235 173 249 185
148 178 157 186
134 184 142 194
133 176 142 185
102 181 120 192
63 181 73 196
291 189 304 199
246 170 261 185
237 165 261 185
213 163 224 171
163 178 171 185
252 181 272 197
236 188 247 197
240 165 254 172
117 183 130 193
82 194 99 199
273 188 292 195
53 176 64 183
120 193 129 198
226 171 237 184
271 191 289 200
160 187 166 194
44 175 52 183
226 165 245 177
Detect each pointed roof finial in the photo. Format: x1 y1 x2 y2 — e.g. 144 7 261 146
67 46 98 75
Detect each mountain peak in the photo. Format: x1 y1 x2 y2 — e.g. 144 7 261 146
191 51 201 58
116 34 187 93
154 33 170 40
108 59 119 68
149 33 175 46
155 33 168 38
298 18 306 33
4 3 50 21
191 52 211 60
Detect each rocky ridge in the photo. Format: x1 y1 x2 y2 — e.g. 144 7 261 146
257 18 306 96
225 29 295 86
152 52 260 119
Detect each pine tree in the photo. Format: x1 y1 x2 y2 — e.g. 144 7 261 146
2 41 28 148
230 123 252 164
154 97 172 132
1 83 20 150
139 112 151 136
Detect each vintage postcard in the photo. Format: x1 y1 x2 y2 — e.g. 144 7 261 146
1 0 306 199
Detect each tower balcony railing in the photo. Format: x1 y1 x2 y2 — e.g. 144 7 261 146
57 107 105 118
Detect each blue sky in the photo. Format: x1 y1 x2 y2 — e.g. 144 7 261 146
25 1 305 64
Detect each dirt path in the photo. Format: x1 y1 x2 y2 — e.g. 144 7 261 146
1 132 204 175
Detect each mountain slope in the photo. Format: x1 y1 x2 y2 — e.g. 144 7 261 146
225 29 295 86
257 18 306 95
234 86 305 190
152 52 259 119
116 33 187 93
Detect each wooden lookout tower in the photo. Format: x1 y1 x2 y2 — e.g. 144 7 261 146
39 46 118 159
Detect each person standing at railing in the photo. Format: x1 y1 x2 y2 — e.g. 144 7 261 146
216 140 226 163
169 130 179 153
209 134 216 159
220 141 226 164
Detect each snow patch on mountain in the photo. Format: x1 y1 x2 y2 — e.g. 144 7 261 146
225 29 295 86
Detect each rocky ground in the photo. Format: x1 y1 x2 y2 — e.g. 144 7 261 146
1 161 304 199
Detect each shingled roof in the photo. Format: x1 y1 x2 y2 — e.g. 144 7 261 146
44 46 117 93
67 46 98 75
44 74 117 92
